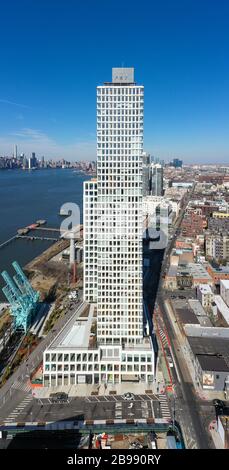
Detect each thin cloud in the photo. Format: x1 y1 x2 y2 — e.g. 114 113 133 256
0 127 96 160
0 99 31 109
11 128 49 140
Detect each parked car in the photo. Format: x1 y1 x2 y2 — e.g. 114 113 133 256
167 356 174 368
129 440 142 449
213 399 225 408
68 290 78 301
123 392 134 401
50 392 68 402
216 406 225 416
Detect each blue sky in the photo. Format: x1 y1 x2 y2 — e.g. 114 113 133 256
0 0 228 163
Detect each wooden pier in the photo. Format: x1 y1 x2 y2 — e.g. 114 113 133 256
34 227 60 232
16 235 59 242
0 235 17 250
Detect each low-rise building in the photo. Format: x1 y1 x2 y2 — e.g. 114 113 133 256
207 263 229 284
168 199 180 217
175 307 200 330
177 263 213 288
170 248 194 265
175 239 193 250
181 210 207 238
213 295 229 327
205 234 229 262
43 303 155 387
208 216 229 234
198 174 225 185
164 262 213 290
220 280 229 307
171 181 193 188
197 284 214 309
188 299 213 326
186 335 229 391
184 324 229 339
164 265 178 290
213 212 229 219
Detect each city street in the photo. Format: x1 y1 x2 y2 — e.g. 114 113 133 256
157 296 215 449
0 296 84 416
0 185 215 449
0 393 170 423
144 185 216 449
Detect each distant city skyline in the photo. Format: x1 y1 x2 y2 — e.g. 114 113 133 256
0 0 229 163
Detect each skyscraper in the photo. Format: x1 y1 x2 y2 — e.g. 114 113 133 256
43 68 154 387
31 152 37 167
170 158 183 168
13 144 17 159
142 152 151 197
85 67 144 345
151 163 163 196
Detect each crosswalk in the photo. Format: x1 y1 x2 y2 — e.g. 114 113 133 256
11 379 31 392
159 393 171 420
85 397 153 420
115 401 122 419
85 394 156 403
158 327 169 349
141 401 149 418
4 395 33 423
186 437 198 449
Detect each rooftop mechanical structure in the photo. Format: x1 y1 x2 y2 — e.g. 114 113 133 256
1 261 39 333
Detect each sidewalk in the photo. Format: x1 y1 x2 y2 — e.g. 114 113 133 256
209 420 224 449
33 380 166 399
164 300 227 401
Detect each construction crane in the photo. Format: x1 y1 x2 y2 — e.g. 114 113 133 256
12 261 38 302
1 262 39 333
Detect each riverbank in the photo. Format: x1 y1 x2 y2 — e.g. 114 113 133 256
0 168 87 299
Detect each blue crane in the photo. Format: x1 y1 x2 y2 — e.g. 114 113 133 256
1 262 39 333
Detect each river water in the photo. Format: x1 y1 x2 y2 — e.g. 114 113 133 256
0 168 89 299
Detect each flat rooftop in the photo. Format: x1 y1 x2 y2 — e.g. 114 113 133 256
187 335 229 368
178 263 211 280
197 354 229 372
198 284 213 294
167 265 178 277
214 295 229 325
123 336 153 351
184 324 229 338
46 302 153 352
49 303 95 350
208 263 229 274
176 308 199 325
189 299 206 317
221 280 229 289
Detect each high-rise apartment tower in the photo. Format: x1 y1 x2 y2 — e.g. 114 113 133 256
43 68 154 387
84 67 144 345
